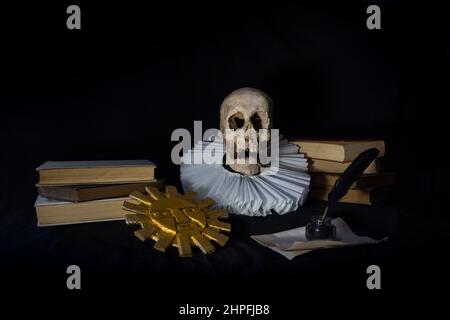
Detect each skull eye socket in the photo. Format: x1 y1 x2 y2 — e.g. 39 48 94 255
228 112 245 129
250 112 263 130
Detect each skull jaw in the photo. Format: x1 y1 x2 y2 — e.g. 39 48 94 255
228 163 260 176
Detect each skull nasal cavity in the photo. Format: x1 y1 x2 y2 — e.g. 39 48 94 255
250 113 263 130
228 112 245 129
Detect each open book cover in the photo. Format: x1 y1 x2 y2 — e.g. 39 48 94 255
180 138 310 216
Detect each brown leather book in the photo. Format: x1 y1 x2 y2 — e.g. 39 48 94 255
309 158 381 174
37 180 164 202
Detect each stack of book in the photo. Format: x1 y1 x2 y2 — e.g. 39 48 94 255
34 160 159 226
289 139 394 205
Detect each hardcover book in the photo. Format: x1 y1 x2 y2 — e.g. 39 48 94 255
36 160 156 186
309 158 381 174
290 139 385 162
37 180 163 202
34 196 129 226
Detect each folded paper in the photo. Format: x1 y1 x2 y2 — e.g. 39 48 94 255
251 217 387 260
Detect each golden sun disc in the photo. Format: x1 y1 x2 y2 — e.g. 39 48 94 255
123 185 230 257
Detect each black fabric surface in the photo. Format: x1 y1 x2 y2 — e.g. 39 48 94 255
2 196 400 276
1 199 399 276
0 194 439 285
2 191 450 310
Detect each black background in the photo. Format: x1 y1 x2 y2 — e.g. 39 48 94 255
1 0 450 313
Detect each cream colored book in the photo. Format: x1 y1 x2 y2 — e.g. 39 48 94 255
37 160 156 186
309 158 381 174
34 196 129 226
290 139 385 162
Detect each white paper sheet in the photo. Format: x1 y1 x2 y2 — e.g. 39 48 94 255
251 218 387 260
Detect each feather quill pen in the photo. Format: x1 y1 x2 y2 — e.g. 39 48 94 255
322 148 380 219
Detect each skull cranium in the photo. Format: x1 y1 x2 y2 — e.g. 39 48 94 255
220 88 272 176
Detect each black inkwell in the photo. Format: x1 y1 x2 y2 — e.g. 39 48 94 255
305 148 380 240
306 215 336 240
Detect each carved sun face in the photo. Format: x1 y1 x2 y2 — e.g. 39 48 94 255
123 185 230 257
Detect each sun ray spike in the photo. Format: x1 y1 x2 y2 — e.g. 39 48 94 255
197 198 215 209
145 186 164 200
130 191 154 206
202 227 229 247
175 234 193 257
153 231 175 252
165 185 179 198
207 219 231 233
123 201 149 215
190 234 216 254
125 213 151 226
134 225 156 241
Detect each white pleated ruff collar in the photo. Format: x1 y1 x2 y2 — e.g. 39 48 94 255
180 138 310 216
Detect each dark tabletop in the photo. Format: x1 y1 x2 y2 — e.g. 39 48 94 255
0 195 436 281
1 177 450 316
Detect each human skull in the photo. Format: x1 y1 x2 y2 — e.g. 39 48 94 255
220 88 272 176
